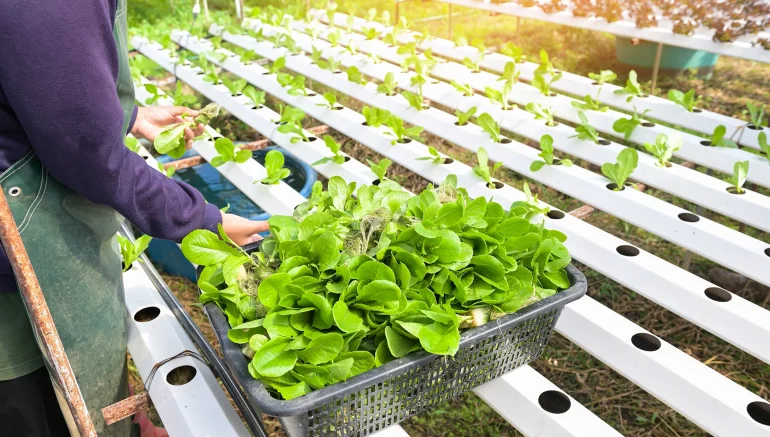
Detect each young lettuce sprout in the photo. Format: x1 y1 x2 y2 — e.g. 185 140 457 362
588 70 617 85
367 158 392 184
473 147 503 189
279 34 302 56
726 161 749 194
221 77 247 96
143 84 162 104
451 80 474 97
501 42 526 63
485 83 514 111
747 103 765 129
172 82 198 107
417 146 449 164
366 52 381 64
705 125 738 148
327 29 342 47
364 27 378 40
385 116 424 144
362 106 392 127
643 134 682 167
614 70 646 102
211 138 252 167
570 111 602 143
383 30 398 47
202 64 220 84
601 148 639 191
125 136 140 153
313 136 347 165
310 45 324 64
534 49 557 76
344 42 359 56
462 56 482 73
526 102 557 127
759 132 770 163
266 56 286 75
278 74 308 96
612 106 650 140
511 181 551 219
477 113 505 143
380 10 391 26
401 90 427 111
154 103 221 158
571 93 608 112
668 89 699 112
318 57 343 73
499 61 521 86
531 71 562 96
454 35 468 48
317 92 341 110
276 109 310 143
243 86 266 109
455 106 477 126
260 150 291 185
117 234 152 272
346 66 368 85
531 134 572 172
157 162 175 178
377 72 398 96
397 41 418 57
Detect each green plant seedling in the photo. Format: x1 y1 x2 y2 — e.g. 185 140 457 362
706 125 738 148
462 56 482 73
362 106 391 127
612 106 650 140
570 111 602 143
511 182 551 219
531 71 562 96
260 150 291 184
499 62 521 86
501 42 526 62
367 158 392 183
759 132 770 163
397 41 418 57
534 49 557 76
747 103 765 128
614 70 645 102
531 134 572 172
313 136 347 165
243 86 266 108
380 9 391 25
364 27 378 40
401 90 426 111
726 161 749 194
383 31 398 46
211 138 252 167
668 89 699 112
644 134 682 167
416 146 448 164
239 49 259 64
473 147 503 189
157 162 176 178
477 113 504 143
377 72 398 96
455 107 477 126
601 148 639 190
117 234 152 271
485 84 514 111
344 42 359 56
222 77 248 96
588 70 617 85
172 82 198 107
310 45 324 64
526 102 557 127
451 80 474 97
125 136 140 153
385 116 424 144
571 93 608 112
264 56 285 75
202 63 220 84
317 92 339 110
143 83 162 104
318 57 343 72
328 29 342 47
346 66 368 85
277 117 310 143
154 103 221 158
454 35 468 47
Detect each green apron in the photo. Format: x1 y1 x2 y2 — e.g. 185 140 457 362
0 0 135 435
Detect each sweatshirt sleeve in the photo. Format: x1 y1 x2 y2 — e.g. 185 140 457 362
0 0 222 241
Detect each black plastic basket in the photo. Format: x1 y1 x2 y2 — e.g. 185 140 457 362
201 243 587 437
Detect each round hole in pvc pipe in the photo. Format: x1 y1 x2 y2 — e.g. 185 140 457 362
641 121 656 127
537 390 570 414
631 333 661 351
747 401 770 426
166 365 198 386
704 287 732 302
133 306 161 322
343 156 351 162
678 212 700 223
748 124 764 131
616 245 640 257
441 158 454 165
546 210 565 220
765 248 770 257
597 139 611 145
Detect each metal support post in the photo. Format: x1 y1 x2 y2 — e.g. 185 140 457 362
395 1 400 25
651 42 663 96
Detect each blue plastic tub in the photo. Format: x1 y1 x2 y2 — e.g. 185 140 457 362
145 145 316 281
616 37 719 78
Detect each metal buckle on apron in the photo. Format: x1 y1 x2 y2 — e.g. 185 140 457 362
8 187 21 197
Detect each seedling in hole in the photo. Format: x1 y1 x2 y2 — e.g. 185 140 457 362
383 31 398 46
398 16 409 32
172 82 198 107
366 52 381 64
328 29 342 47
202 63 220 84
260 150 291 185
526 102 557 127
154 103 221 158
326 4 337 28
423 48 440 63
588 70 617 85
401 90 426 111
344 42 359 56
499 61 521 86
726 161 749 194
473 147 503 189
477 112 504 143
368 158 392 184
534 49 557 76
385 116 424 144
747 103 765 128
366 7 377 22
281 35 303 56
266 56 286 74
706 125 738 148
125 136 140 153
143 84 162 104
346 66 368 85
157 162 176 178
117 235 152 272
462 56 483 73
381 10 391 26
571 93 608 112
531 134 572 172
417 146 448 164
276 109 311 143
455 106 477 126
313 136 347 165
601 148 639 190
570 111 602 143
363 106 391 127
243 86 266 108
310 46 324 64
211 137 252 167
273 104 303 124
346 14 356 34
377 72 398 96
305 26 321 40
278 73 308 96
318 57 343 72
451 80 474 97
614 71 645 102
501 42 526 63
668 89 699 112
397 41 418 57
531 71 562 96
612 106 650 140
317 92 340 110
454 35 468 47
511 182 550 219
364 27 378 40
221 77 247 96
644 133 682 167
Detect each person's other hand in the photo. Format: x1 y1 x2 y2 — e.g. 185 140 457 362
221 213 269 246
132 106 206 150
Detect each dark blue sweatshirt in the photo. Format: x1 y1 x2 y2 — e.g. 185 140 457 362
0 0 222 292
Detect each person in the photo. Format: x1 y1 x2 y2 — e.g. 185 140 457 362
0 1 267 436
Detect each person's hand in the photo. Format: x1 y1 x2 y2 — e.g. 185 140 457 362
132 106 206 150
222 213 269 246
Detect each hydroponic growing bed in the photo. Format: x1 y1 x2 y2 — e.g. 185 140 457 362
125 5 770 436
